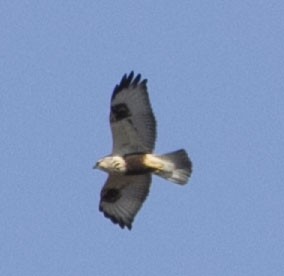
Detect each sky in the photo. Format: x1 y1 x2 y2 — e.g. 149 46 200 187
1 1 284 275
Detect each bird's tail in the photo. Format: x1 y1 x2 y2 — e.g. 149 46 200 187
155 149 192 185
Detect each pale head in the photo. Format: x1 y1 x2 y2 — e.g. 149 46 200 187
94 156 126 173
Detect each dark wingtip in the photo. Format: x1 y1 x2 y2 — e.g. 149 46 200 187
118 221 132 230
111 71 147 101
132 73 141 86
99 204 133 230
128 71 134 81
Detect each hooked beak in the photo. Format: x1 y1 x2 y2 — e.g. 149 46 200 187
93 161 100 169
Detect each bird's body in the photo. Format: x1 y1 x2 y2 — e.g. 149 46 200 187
94 72 192 229
97 153 156 175
96 151 191 181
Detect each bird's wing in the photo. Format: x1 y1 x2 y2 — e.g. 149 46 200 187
99 173 151 230
110 72 156 155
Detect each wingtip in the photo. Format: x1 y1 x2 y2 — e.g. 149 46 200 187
112 71 147 101
128 71 134 80
119 222 132 230
99 204 133 230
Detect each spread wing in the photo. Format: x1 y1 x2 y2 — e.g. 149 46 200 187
99 174 151 230
110 72 156 155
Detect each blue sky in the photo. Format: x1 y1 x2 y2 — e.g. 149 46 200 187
1 1 284 275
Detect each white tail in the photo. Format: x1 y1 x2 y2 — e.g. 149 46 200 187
154 149 192 185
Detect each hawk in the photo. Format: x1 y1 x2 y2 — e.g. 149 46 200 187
94 72 192 230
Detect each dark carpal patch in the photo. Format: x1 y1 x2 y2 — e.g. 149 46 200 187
111 103 131 121
101 188 121 203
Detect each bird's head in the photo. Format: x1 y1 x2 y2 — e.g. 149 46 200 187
93 156 126 173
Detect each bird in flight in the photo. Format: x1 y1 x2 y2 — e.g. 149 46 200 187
94 72 192 230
